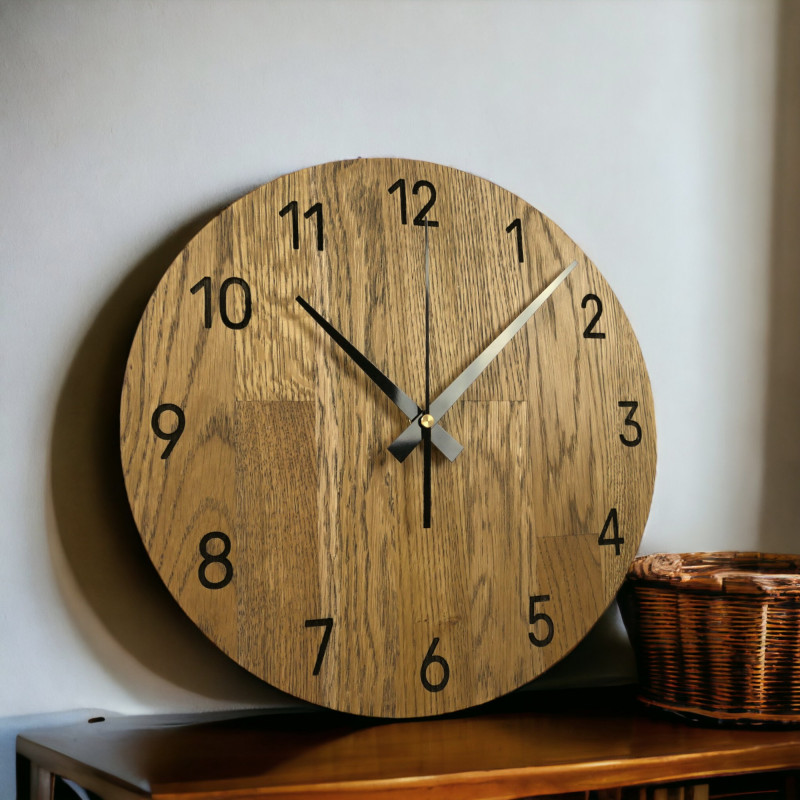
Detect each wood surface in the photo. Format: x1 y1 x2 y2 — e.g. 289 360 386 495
16 689 800 800
120 158 657 717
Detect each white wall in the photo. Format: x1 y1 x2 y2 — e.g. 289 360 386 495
3 0 797 793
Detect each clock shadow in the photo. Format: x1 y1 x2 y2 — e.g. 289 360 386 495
49 200 296 707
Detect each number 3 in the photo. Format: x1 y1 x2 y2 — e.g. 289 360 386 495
618 400 642 447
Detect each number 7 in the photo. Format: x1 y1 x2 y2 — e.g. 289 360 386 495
304 617 334 676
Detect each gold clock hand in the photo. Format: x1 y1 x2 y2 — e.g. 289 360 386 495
388 260 578 462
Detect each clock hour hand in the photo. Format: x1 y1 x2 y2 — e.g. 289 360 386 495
388 260 578 463
296 296 463 462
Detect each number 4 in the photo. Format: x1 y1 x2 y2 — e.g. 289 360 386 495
597 508 624 556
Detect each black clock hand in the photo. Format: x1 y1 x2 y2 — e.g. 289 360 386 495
296 295 463 462
422 221 432 528
388 260 578 462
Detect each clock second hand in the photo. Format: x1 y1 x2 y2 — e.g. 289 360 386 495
422 220 432 529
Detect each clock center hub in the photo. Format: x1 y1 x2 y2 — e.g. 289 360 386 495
420 414 435 429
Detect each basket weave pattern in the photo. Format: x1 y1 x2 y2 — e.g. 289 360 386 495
618 552 800 724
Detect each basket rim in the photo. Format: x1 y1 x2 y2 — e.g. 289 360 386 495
624 551 800 596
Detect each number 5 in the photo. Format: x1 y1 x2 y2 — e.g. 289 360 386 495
529 595 554 647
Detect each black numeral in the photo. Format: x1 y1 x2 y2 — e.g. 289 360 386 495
581 293 606 339
412 180 438 227
151 403 185 459
387 179 408 224
387 180 407 223
191 276 213 328
219 277 252 329
618 400 642 447
597 508 624 555
420 637 450 692
388 179 439 227
304 617 333 676
190 276 252 329
279 200 324 251
198 532 233 589
305 202 324 251
506 218 524 263
529 595 554 647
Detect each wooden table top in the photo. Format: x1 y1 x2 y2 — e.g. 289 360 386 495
16 688 800 799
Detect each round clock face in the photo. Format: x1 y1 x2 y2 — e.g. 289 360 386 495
121 158 656 717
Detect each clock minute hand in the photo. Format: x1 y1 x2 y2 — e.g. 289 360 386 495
296 296 463 462
430 259 577 421
388 260 578 463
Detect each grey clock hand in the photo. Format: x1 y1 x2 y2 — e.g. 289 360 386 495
296 296 463 462
388 260 578 462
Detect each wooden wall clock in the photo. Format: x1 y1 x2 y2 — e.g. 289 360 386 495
120 158 656 718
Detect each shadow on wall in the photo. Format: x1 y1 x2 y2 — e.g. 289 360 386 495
759 0 800 553
49 200 290 706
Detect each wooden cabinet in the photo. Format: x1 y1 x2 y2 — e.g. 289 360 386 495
16 688 800 800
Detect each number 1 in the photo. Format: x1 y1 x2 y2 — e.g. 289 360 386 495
506 218 524 263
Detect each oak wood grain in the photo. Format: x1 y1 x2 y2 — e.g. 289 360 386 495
120 159 657 717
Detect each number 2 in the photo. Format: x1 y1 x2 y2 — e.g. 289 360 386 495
581 293 606 339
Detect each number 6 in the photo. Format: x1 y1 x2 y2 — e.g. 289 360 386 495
420 637 450 692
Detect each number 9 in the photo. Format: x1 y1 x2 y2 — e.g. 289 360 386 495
151 403 185 459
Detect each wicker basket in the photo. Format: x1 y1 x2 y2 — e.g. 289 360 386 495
617 551 800 726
